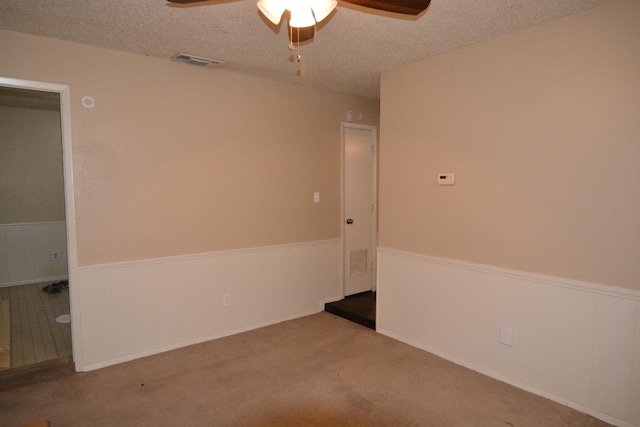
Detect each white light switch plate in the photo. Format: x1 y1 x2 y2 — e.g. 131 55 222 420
314 192 320 203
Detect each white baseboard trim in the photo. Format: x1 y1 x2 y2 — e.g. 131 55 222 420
82 307 323 372
0 276 68 288
377 327 634 427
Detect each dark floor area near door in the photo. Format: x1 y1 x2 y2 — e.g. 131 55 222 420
324 291 376 329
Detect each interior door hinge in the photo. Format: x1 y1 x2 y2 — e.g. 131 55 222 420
371 145 374 154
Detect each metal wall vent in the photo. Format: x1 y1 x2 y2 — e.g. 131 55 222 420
171 53 223 68
349 249 368 276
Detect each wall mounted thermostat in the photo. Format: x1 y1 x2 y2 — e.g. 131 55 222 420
438 173 455 186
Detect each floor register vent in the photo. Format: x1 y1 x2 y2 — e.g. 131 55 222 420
171 53 223 68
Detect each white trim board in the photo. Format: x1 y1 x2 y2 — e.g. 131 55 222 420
1 276 69 289
0 221 68 287
78 238 341 271
377 247 640 427
82 306 322 372
377 247 640 301
75 239 342 371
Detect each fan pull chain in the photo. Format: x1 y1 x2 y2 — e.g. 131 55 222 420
296 26 304 76
296 27 302 62
288 26 302 62
288 25 294 51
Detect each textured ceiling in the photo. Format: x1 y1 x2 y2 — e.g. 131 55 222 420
0 0 617 100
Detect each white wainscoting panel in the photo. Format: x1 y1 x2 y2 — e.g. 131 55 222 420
377 247 640 427
75 239 342 372
0 222 68 286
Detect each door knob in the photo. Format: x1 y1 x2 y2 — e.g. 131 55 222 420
346 218 354 224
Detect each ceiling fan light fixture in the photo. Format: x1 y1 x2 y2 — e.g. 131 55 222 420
309 0 337 23
288 4 316 28
257 0 337 28
257 0 287 25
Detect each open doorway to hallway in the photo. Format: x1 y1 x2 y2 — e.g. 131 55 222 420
0 85 72 370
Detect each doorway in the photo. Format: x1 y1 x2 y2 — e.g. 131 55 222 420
342 123 377 297
0 77 79 371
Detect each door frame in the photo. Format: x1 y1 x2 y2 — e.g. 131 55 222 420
0 76 82 370
341 122 378 297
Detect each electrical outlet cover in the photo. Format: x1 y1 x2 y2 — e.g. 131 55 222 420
500 325 513 346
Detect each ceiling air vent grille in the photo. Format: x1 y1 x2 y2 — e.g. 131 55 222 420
171 53 223 68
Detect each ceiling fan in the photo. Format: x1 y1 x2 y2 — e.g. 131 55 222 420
167 0 432 46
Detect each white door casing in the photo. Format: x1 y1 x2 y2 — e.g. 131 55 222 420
0 77 81 370
342 123 377 296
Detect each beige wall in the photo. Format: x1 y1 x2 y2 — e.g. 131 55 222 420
0 106 65 224
380 0 640 290
0 29 379 266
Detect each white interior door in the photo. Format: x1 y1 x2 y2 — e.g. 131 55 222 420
342 123 376 296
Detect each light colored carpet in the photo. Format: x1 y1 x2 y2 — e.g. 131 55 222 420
0 312 610 426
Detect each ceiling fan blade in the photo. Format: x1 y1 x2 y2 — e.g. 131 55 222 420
340 0 431 15
289 25 315 44
166 0 210 3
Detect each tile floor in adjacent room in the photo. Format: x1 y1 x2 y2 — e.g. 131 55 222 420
0 282 72 368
